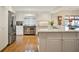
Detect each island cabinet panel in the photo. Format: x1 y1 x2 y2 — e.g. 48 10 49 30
63 39 76 52
46 33 62 52
62 32 77 52
39 33 47 52
76 40 79 52
39 38 46 52
77 33 79 40
38 32 78 52
46 39 61 52
76 33 79 52
62 32 77 40
46 32 62 40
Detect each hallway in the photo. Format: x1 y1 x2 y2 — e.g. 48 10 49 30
4 35 38 52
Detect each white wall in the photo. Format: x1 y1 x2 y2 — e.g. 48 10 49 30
37 13 51 26
0 6 15 51
0 7 8 51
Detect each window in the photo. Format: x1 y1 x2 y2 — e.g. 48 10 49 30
23 16 37 26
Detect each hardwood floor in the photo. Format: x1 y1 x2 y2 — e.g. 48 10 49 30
4 35 38 52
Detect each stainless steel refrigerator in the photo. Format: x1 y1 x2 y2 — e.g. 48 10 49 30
8 11 16 45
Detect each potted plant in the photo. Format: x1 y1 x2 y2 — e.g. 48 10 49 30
48 20 54 26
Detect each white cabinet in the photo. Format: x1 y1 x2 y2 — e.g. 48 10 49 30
16 26 23 35
47 39 61 52
63 39 76 52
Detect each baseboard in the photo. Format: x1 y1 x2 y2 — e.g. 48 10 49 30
0 40 16 52
24 34 36 35
0 44 9 52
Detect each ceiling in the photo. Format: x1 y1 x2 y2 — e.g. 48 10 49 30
13 6 61 12
13 6 79 13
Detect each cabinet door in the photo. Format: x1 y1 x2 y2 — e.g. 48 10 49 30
63 32 76 40
63 39 76 52
16 26 23 35
47 39 61 52
47 33 62 40
39 33 47 52
77 33 79 40
76 40 79 52
39 38 46 52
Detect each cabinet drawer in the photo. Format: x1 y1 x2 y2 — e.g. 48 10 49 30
39 33 47 39
63 32 76 40
47 33 62 40
63 39 76 52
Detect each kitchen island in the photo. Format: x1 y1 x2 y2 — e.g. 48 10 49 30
38 27 79 52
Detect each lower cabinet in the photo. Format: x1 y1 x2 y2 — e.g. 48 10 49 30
47 39 61 52
39 38 46 52
76 40 79 52
16 26 23 35
76 33 79 52
39 32 79 52
63 39 76 52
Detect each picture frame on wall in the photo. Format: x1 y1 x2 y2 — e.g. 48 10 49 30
58 16 62 25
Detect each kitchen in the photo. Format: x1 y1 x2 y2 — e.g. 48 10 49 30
0 6 79 52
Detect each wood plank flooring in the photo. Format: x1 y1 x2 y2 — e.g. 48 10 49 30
4 35 38 52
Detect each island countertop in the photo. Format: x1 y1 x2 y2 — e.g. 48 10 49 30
37 28 79 33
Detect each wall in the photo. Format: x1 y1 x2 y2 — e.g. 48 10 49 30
0 6 15 51
37 12 51 26
0 7 8 51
